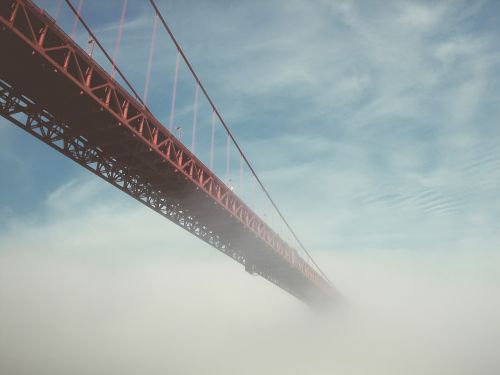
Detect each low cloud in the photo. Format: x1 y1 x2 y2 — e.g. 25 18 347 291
1 178 499 375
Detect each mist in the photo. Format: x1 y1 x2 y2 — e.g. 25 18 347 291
1 179 498 375
1 0 499 373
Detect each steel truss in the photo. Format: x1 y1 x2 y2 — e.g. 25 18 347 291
0 0 336 306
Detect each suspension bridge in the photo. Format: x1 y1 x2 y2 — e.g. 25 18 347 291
0 0 338 307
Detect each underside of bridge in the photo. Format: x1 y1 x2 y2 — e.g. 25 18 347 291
0 0 338 307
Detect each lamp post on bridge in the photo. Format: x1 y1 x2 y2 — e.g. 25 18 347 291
87 36 95 57
176 126 182 141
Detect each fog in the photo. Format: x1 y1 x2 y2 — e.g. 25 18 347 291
1 0 499 372
0 182 499 375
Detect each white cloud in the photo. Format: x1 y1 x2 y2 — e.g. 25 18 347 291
396 1 446 31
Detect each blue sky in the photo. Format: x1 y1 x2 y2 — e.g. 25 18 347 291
1 0 499 253
1 1 499 374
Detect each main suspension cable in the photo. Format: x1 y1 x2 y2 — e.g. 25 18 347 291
64 0 331 285
147 0 332 284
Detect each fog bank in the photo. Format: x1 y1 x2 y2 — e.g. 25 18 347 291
1 197 498 375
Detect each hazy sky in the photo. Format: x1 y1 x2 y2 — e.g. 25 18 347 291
1 0 499 374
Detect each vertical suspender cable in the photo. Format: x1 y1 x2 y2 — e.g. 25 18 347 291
54 0 63 22
143 14 158 105
70 0 84 38
111 0 128 78
168 51 180 131
239 155 243 192
210 111 215 170
226 134 230 184
191 83 199 152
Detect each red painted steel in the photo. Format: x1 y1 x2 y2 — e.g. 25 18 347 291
0 0 337 307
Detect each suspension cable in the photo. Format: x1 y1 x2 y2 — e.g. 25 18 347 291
143 14 158 104
147 0 332 284
65 0 331 285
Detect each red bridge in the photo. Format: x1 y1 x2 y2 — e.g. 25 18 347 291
0 0 338 307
